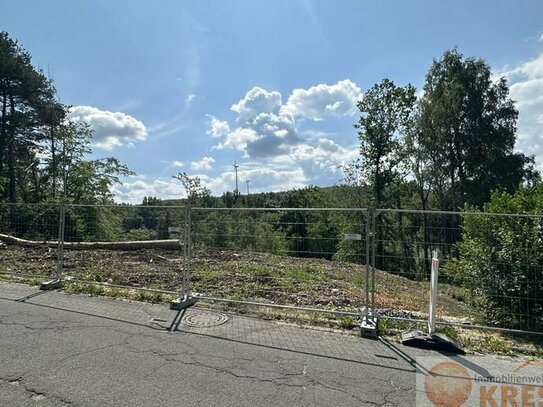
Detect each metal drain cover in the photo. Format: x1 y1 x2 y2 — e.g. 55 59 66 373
182 311 229 328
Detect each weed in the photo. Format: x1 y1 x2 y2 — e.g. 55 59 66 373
149 292 164 303
464 334 513 355
338 316 355 329
285 266 323 283
107 287 123 298
378 317 390 334
278 278 295 291
436 325 461 342
81 260 109 283
86 284 105 296
226 293 245 302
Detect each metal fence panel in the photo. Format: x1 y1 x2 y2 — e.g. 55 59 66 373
374 209 543 334
189 207 370 314
0 203 62 279
1 202 541 335
58 204 187 293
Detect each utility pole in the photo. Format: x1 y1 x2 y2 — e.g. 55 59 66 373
233 162 239 195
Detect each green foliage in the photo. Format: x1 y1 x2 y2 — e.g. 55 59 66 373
337 316 356 329
124 227 158 241
1 32 134 208
447 186 543 331
172 172 211 206
416 49 535 210
355 78 416 206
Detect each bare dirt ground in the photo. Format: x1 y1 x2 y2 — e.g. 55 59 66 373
0 243 474 320
2 242 541 356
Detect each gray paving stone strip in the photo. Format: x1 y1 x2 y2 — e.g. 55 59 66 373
0 281 428 406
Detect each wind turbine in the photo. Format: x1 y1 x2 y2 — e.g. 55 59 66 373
233 162 239 195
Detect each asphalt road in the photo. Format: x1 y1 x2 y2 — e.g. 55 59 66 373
0 281 429 406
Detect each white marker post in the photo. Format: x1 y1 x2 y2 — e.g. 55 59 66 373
401 249 463 353
428 250 439 336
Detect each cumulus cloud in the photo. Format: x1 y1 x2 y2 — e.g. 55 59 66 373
214 127 261 153
190 156 216 171
69 105 147 150
231 87 282 122
502 52 543 172
112 167 308 204
112 177 187 204
206 116 231 138
243 111 299 157
276 138 359 185
208 80 361 159
283 79 362 120
173 161 184 167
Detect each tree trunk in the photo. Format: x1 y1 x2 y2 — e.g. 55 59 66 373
0 84 7 181
7 93 16 203
50 109 56 199
0 233 182 251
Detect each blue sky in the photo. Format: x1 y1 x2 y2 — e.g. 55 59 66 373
2 0 543 203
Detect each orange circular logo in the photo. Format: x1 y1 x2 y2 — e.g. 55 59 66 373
424 361 473 407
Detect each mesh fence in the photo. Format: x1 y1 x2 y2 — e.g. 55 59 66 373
60 204 186 292
0 203 541 334
0 203 61 279
374 209 543 333
189 207 369 312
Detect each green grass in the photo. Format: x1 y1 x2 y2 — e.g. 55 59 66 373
463 334 513 355
64 282 174 304
338 316 356 329
81 260 109 283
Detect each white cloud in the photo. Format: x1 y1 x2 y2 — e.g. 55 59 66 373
69 105 147 150
185 94 196 104
112 137 357 204
173 161 184 168
231 87 282 122
214 127 261 153
190 156 216 171
502 51 543 172
280 138 359 185
113 167 307 204
210 80 361 159
507 53 543 80
539 33 543 42
112 177 187 204
216 79 361 158
242 111 299 157
283 79 362 120
206 115 231 138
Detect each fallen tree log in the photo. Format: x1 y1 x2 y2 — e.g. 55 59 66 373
0 233 182 251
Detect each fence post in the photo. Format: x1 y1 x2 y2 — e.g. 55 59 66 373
56 204 66 281
169 202 197 322
428 250 439 336
371 209 378 319
40 203 65 290
364 209 371 315
360 208 378 338
181 203 192 300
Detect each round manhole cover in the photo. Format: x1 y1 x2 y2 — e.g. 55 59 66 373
182 311 229 328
